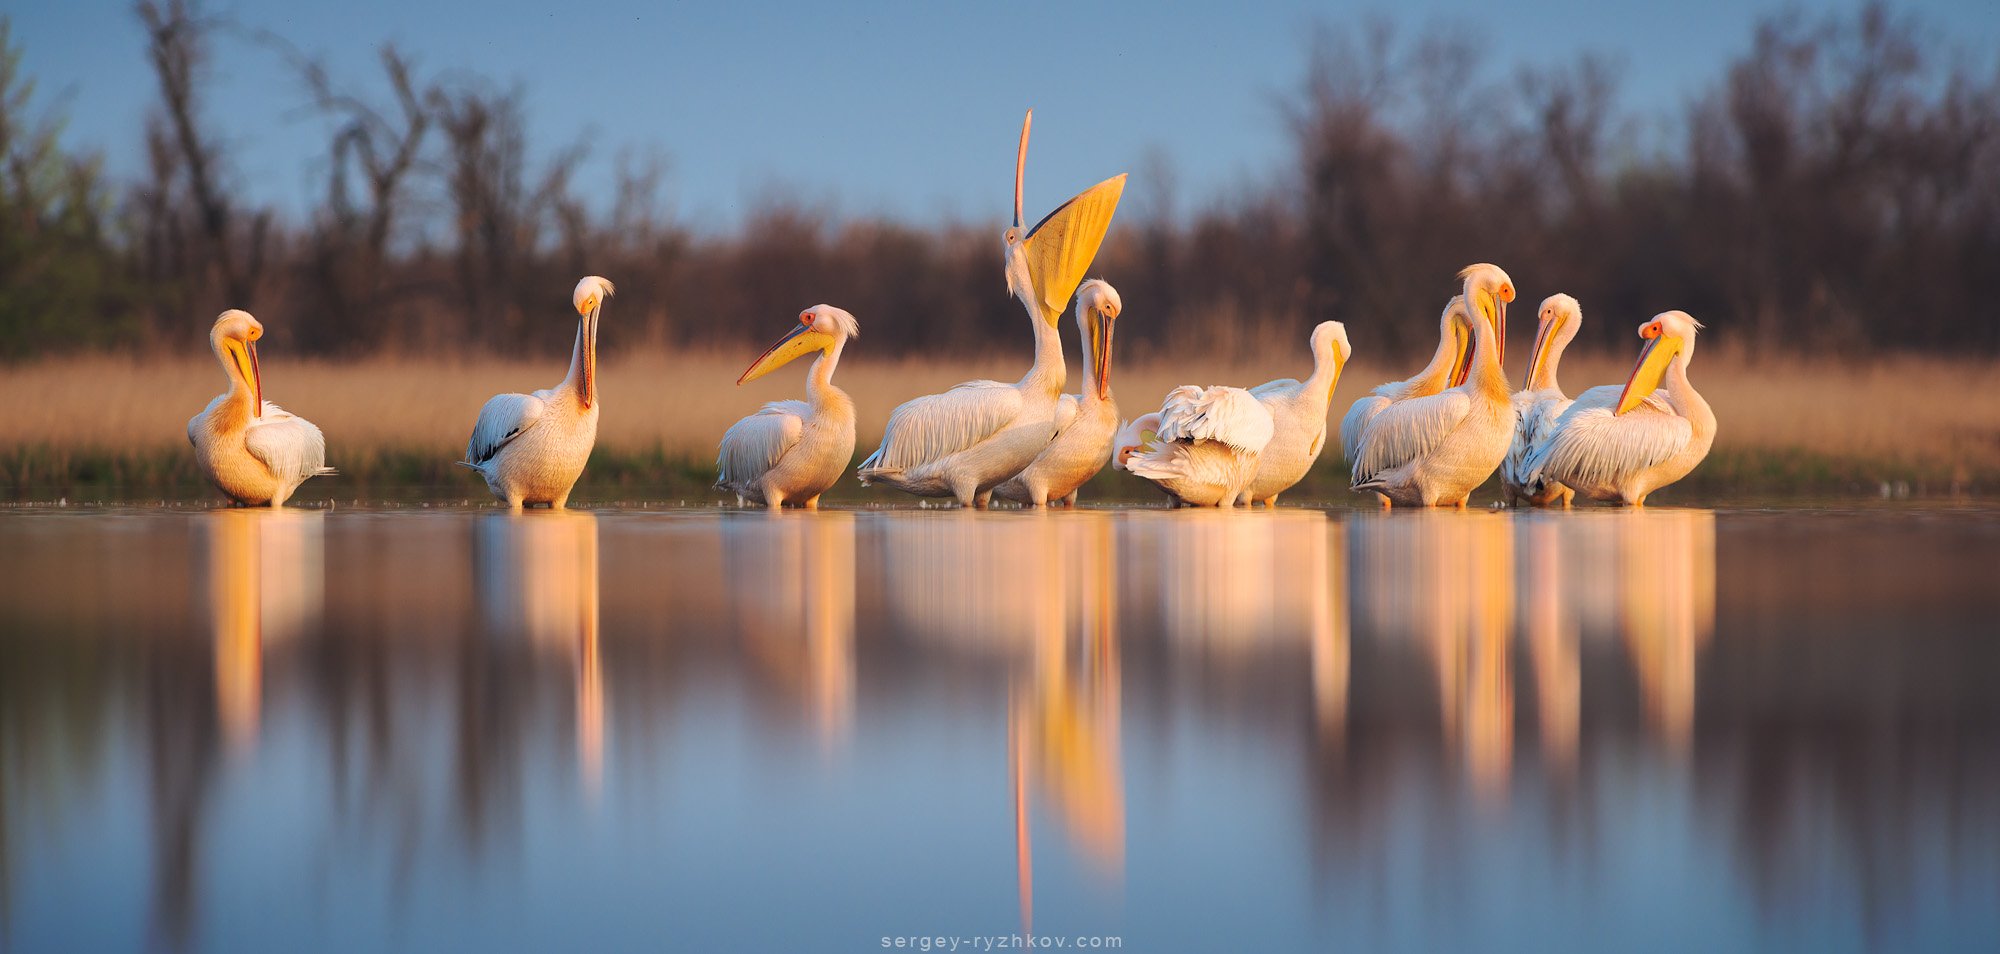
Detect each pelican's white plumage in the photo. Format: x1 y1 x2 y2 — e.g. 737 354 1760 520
463 276 613 508
1503 293 1583 507
187 310 334 506
1520 311 1714 506
994 280 1123 507
1121 385 1275 506
717 304 860 508
1341 299 1473 467
859 111 1124 507
1349 264 1517 507
1239 320 1350 505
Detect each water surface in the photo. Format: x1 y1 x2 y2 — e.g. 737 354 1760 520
2 505 1997 953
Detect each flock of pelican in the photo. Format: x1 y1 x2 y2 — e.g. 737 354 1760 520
187 111 1714 511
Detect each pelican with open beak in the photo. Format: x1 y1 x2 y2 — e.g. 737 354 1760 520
859 110 1125 507
1518 310 1716 506
717 304 862 509
461 276 614 508
187 310 335 506
993 279 1124 507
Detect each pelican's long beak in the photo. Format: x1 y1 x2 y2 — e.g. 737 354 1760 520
1616 324 1680 414
1015 109 1031 230
581 302 600 409
1527 314 1559 388
1469 285 1506 366
1022 175 1126 327
1090 308 1115 401
1448 314 1474 388
738 322 835 385
246 340 263 418
1325 349 1347 403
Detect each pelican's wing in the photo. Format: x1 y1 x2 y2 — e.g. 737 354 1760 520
465 392 547 466
1350 389 1473 485
1340 394 1391 465
860 380 1023 473
243 402 333 482
1051 393 1081 438
1157 386 1274 454
1523 388 1689 491
717 400 807 489
1504 390 1573 488
1249 377 1301 400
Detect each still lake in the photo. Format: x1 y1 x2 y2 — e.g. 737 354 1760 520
2 504 1997 953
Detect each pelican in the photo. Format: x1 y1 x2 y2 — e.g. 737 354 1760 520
187 310 334 506
1237 320 1352 506
716 304 861 509
858 111 1124 507
1348 264 1516 507
1502 293 1582 507
461 276 613 509
992 280 1122 507
1115 385 1275 507
1340 296 1473 473
1519 311 1714 506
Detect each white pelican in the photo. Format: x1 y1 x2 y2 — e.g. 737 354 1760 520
716 304 861 509
1519 311 1715 506
1237 320 1351 506
858 111 1124 507
462 276 614 509
1502 293 1582 507
1348 264 1517 507
1340 297 1472 472
992 279 1123 507
1116 385 1275 507
187 310 334 507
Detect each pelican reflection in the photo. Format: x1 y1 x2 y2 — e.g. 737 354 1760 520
475 511 605 792
198 508 325 753
722 512 858 743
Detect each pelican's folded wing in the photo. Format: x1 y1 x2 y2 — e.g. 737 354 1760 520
1340 394 1390 465
717 401 808 489
465 392 546 466
1523 392 1690 491
244 403 333 481
861 381 1023 474
1350 390 1472 486
1158 386 1274 454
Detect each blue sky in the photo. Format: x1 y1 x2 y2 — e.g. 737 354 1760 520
11 1 1997 233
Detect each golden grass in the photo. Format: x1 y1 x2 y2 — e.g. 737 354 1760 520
5 345 2000 482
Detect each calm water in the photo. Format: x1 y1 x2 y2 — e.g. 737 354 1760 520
2 505 1998 953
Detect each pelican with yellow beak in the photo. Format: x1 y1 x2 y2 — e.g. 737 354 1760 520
992 279 1123 507
1340 288 1480 478
858 111 1125 507
717 304 861 508
462 276 614 508
1502 293 1582 507
1348 264 1517 507
1519 311 1714 506
187 310 335 506
1238 320 1352 506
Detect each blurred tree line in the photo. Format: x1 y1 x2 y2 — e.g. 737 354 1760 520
2 1 1996 362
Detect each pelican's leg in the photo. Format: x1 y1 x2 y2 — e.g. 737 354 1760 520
802 495 821 510
974 489 993 509
1559 487 1574 509
550 491 571 510
1377 493 1392 511
505 494 525 510
1266 492 1280 507
1061 490 1079 507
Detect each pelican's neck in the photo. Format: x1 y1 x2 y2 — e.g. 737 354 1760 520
1413 322 1462 389
1465 312 1509 397
1018 292 1066 398
1304 343 1341 407
1529 331 1568 392
1662 354 1713 434
807 337 849 409
562 310 597 407
210 333 256 424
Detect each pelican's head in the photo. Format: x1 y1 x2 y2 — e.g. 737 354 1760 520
1310 320 1352 400
1000 108 1126 328
738 304 860 385
1527 293 1581 388
1076 279 1121 399
1457 263 1514 364
571 276 613 408
1617 310 1704 414
211 309 264 417
1441 296 1477 388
